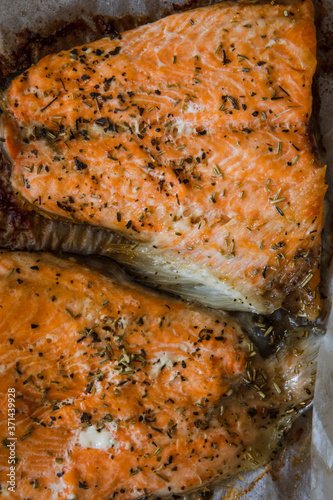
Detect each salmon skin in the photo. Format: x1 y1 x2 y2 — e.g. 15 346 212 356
1 0 327 319
0 250 319 499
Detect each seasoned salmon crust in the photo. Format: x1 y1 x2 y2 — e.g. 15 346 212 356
0 251 318 499
2 0 326 318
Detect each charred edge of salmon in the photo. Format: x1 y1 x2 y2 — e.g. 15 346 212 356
274 245 323 320
0 18 124 83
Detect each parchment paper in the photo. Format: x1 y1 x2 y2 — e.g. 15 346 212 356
0 1 332 499
311 0 333 496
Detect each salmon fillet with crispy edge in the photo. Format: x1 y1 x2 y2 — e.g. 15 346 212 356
0 251 319 499
2 0 326 318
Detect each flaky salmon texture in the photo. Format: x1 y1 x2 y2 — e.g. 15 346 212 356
2 0 327 319
0 251 319 500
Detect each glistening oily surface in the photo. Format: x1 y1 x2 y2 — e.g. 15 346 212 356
2 0 327 319
0 0 329 498
0 251 319 500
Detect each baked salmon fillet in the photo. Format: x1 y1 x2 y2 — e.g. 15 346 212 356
2 0 326 318
0 251 318 499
